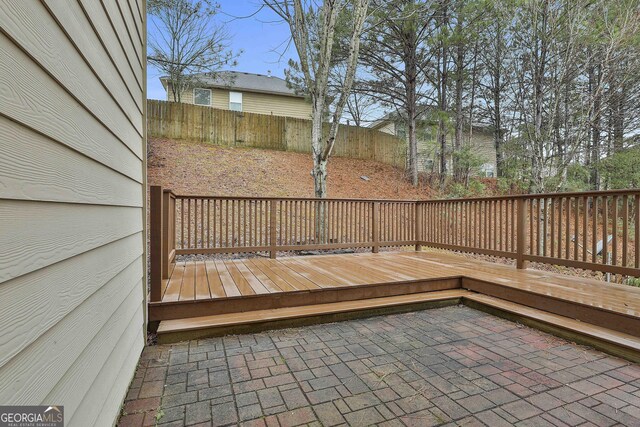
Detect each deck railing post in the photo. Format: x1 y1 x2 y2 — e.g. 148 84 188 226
150 185 163 302
269 200 277 259
162 190 171 280
372 201 380 253
415 202 423 251
516 197 527 269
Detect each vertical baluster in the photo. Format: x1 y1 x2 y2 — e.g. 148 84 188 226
474 201 478 248
573 197 579 260
221 200 226 248
298 200 303 245
194 199 198 248
550 198 555 258
622 195 628 267
250 200 254 247
307 200 311 244
484 200 489 249
359 202 363 243
187 198 191 248
510 199 515 253
558 198 563 258
200 199 204 248
350 201 354 243
492 200 497 250
582 196 587 262
206 200 210 248
603 197 608 266
180 198 185 249
240 199 244 247
592 197 598 264
231 199 237 247
635 195 640 268
612 195 618 265
565 197 570 259
218 199 224 247
438 202 442 245
214 199 218 248
529 199 534 256
224 199 229 248
451 202 455 246
542 198 548 257
294 200 298 245
485 200 489 249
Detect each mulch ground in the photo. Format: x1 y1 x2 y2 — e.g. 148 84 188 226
147 137 434 200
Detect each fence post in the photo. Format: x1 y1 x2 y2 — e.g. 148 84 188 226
415 202 423 251
270 200 277 259
516 197 527 269
372 202 380 253
150 185 163 302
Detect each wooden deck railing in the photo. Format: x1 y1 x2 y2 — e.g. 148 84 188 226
150 186 640 301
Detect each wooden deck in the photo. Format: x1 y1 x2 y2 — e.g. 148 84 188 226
150 251 640 359
158 251 640 317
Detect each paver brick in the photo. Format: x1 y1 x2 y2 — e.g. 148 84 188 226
118 306 640 427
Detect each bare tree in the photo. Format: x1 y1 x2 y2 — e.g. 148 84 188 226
264 0 370 200
148 0 238 102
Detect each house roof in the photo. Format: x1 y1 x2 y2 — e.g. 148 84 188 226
160 71 305 98
369 109 495 133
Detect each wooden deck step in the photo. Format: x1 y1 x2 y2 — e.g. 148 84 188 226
156 289 469 343
463 293 640 363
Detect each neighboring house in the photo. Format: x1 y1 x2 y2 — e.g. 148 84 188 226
370 112 498 177
1 2 145 426
161 71 312 120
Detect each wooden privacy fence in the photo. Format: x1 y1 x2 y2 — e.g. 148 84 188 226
150 186 640 301
147 100 406 168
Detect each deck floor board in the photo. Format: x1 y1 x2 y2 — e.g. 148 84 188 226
161 251 640 321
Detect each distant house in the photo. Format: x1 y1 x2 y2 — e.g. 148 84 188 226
161 71 312 120
370 112 498 177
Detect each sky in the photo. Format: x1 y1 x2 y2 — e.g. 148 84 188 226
146 1 297 100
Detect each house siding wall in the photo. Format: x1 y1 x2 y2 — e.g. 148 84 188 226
0 1 146 426
416 130 497 173
374 122 396 135
169 85 312 119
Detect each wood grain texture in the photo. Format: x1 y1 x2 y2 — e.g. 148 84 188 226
0 235 142 368
75 0 142 94
0 0 145 424
0 35 142 182
97 0 143 85
0 201 142 283
78 326 143 427
0 261 142 405
42 0 142 119
46 304 144 425
0 1 143 151
0 117 142 206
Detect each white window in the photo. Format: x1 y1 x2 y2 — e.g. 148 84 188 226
193 88 211 106
229 91 242 111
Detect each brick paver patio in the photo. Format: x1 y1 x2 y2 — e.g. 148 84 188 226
119 306 640 426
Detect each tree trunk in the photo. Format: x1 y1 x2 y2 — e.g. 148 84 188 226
453 31 464 182
438 0 449 189
589 63 601 190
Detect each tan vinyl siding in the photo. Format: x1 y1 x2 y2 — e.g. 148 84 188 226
0 1 145 427
171 86 312 119
375 122 396 135
415 128 497 173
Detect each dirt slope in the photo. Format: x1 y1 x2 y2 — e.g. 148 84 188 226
148 137 434 199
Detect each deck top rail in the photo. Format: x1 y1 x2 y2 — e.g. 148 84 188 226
149 186 640 301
